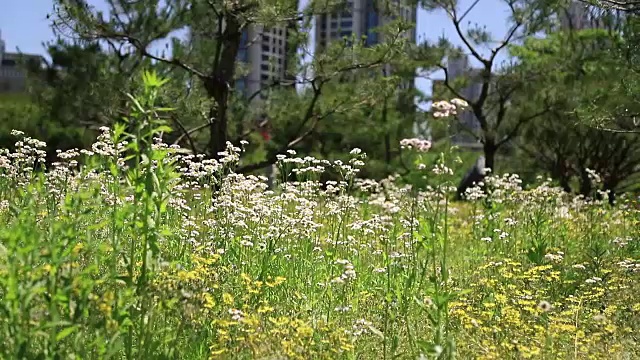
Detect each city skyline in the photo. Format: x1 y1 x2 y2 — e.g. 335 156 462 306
234 25 293 102
314 0 417 49
0 0 515 107
0 30 45 93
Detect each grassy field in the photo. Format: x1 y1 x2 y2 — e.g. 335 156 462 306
1 79 639 359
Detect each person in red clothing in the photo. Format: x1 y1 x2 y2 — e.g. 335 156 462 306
258 114 271 142
260 126 271 142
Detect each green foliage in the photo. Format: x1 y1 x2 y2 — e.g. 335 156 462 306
414 0 559 172
0 93 92 164
46 0 418 175
559 18 640 132
27 40 141 129
509 27 640 198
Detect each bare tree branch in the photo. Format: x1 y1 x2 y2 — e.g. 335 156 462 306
173 122 210 146
491 23 522 62
106 30 209 79
497 106 552 147
235 80 325 173
448 8 489 66
436 64 470 103
578 0 640 12
168 113 199 153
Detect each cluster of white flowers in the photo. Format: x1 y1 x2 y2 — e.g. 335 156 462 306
349 318 381 339
178 155 222 180
432 98 469 118
585 168 602 184
612 236 634 248
432 162 454 176
617 259 640 272
275 149 366 181
353 178 382 193
228 308 244 321
400 138 431 152
332 259 357 284
464 185 486 201
483 173 522 204
216 141 243 165
91 126 120 157
239 236 254 247
493 228 509 240
585 276 603 284
544 251 564 263
0 131 49 186
555 206 572 219
334 305 352 313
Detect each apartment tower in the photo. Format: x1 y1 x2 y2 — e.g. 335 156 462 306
0 30 44 93
314 0 416 49
235 24 292 100
313 0 419 132
559 1 624 30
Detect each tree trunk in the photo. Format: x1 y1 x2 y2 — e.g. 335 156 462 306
559 176 572 193
384 134 391 164
382 97 391 165
553 160 573 193
205 18 243 159
483 139 497 173
208 104 228 158
603 180 618 205
578 169 592 198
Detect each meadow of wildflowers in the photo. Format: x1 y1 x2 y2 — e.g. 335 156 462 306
0 74 639 359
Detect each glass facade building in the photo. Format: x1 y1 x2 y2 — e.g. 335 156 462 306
314 0 416 50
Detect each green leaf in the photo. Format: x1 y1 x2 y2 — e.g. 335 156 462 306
367 324 385 339
126 93 145 114
143 70 170 88
56 325 78 341
153 125 173 134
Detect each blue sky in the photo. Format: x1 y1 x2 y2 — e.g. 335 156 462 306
0 0 512 99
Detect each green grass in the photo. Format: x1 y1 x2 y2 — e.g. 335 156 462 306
0 75 639 359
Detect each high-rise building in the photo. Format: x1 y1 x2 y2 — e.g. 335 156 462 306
559 1 624 30
233 24 295 185
0 30 44 93
188 23 292 102
235 24 292 101
313 0 419 132
314 0 416 50
314 0 416 91
560 2 593 30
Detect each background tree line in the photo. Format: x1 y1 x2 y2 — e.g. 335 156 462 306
1 0 639 198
